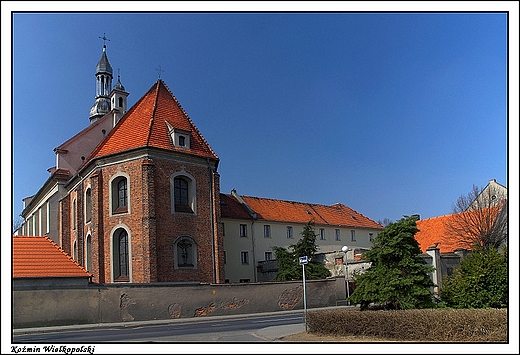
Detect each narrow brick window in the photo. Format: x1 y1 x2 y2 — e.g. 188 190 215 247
85 188 92 223
113 229 129 282
111 176 129 214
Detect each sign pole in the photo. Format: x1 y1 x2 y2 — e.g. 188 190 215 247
302 262 307 332
299 256 308 332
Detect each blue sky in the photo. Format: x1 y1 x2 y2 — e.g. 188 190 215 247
4 4 517 227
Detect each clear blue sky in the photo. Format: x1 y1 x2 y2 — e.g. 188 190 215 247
5 5 516 226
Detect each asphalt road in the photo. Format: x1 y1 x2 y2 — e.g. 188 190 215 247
12 310 307 343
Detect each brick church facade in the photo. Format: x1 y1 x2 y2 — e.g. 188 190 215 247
18 43 224 284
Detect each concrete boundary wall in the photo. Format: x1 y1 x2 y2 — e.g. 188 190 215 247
13 277 346 328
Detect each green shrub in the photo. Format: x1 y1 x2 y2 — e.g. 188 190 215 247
441 247 508 308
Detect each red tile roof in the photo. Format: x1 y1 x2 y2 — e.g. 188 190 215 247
12 236 91 278
415 214 467 253
85 79 218 164
221 193 384 229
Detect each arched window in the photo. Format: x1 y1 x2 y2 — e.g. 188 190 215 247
72 198 77 230
73 240 78 261
111 176 129 214
85 188 92 223
174 236 197 269
173 176 195 213
113 228 129 282
85 235 92 271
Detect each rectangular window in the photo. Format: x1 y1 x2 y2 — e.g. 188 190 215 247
351 230 356 241
240 224 247 237
241 251 249 264
335 229 341 241
265 251 273 261
222 223 225 236
369 233 374 242
320 228 325 240
286 226 293 239
264 225 271 238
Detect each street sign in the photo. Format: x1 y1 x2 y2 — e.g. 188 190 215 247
299 256 308 265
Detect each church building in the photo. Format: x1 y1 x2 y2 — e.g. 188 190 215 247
18 42 224 284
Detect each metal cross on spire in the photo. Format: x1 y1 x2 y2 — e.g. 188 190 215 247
155 65 165 79
99 33 110 46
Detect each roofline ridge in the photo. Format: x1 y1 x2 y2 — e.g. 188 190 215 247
82 81 159 166
160 80 219 160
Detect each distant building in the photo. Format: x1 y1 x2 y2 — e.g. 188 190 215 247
220 190 384 282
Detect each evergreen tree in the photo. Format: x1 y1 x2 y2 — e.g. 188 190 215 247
349 215 435 310
273 221 331 281
441 246 508 308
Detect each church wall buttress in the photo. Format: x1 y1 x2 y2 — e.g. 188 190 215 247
141 158 157 283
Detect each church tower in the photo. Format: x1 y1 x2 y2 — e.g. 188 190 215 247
109 72 129 126
89 35 113 123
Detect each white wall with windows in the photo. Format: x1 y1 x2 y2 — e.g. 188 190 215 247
222 217 381 283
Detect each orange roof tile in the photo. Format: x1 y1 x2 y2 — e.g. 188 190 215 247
415 214 467 253
222 194 384 229
12 236 91 278
85 79 218 164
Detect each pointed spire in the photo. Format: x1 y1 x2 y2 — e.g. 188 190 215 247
90 34 114 123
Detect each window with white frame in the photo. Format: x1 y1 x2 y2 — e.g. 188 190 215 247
264 225 271 238
319 228 325 240
85 188 92 223
265 251 273 261
113 228 130 281
240 224 247 237
111 176 129 214
170 172 196 214
241 251 249 264
351 230 356 241
335 229 341 241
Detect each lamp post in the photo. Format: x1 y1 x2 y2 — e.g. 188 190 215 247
299 256 308 331
341 245 350 305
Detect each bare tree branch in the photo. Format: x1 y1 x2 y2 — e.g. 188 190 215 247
444 184 507 251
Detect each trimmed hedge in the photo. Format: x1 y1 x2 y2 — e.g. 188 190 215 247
306 307 507 342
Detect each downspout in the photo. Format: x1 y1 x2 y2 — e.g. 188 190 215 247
207 158 216 284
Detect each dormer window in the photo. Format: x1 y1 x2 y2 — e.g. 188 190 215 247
166 121 190 149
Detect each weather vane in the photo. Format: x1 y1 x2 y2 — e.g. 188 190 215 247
99 33 110 46
155 65 165 79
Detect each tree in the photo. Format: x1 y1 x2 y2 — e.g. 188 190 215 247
273 221 331 281
377 218 393 227
349 215 435 310
440 246 507 308
444 184 507 251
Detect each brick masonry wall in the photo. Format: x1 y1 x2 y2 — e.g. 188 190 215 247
72 152 223 284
